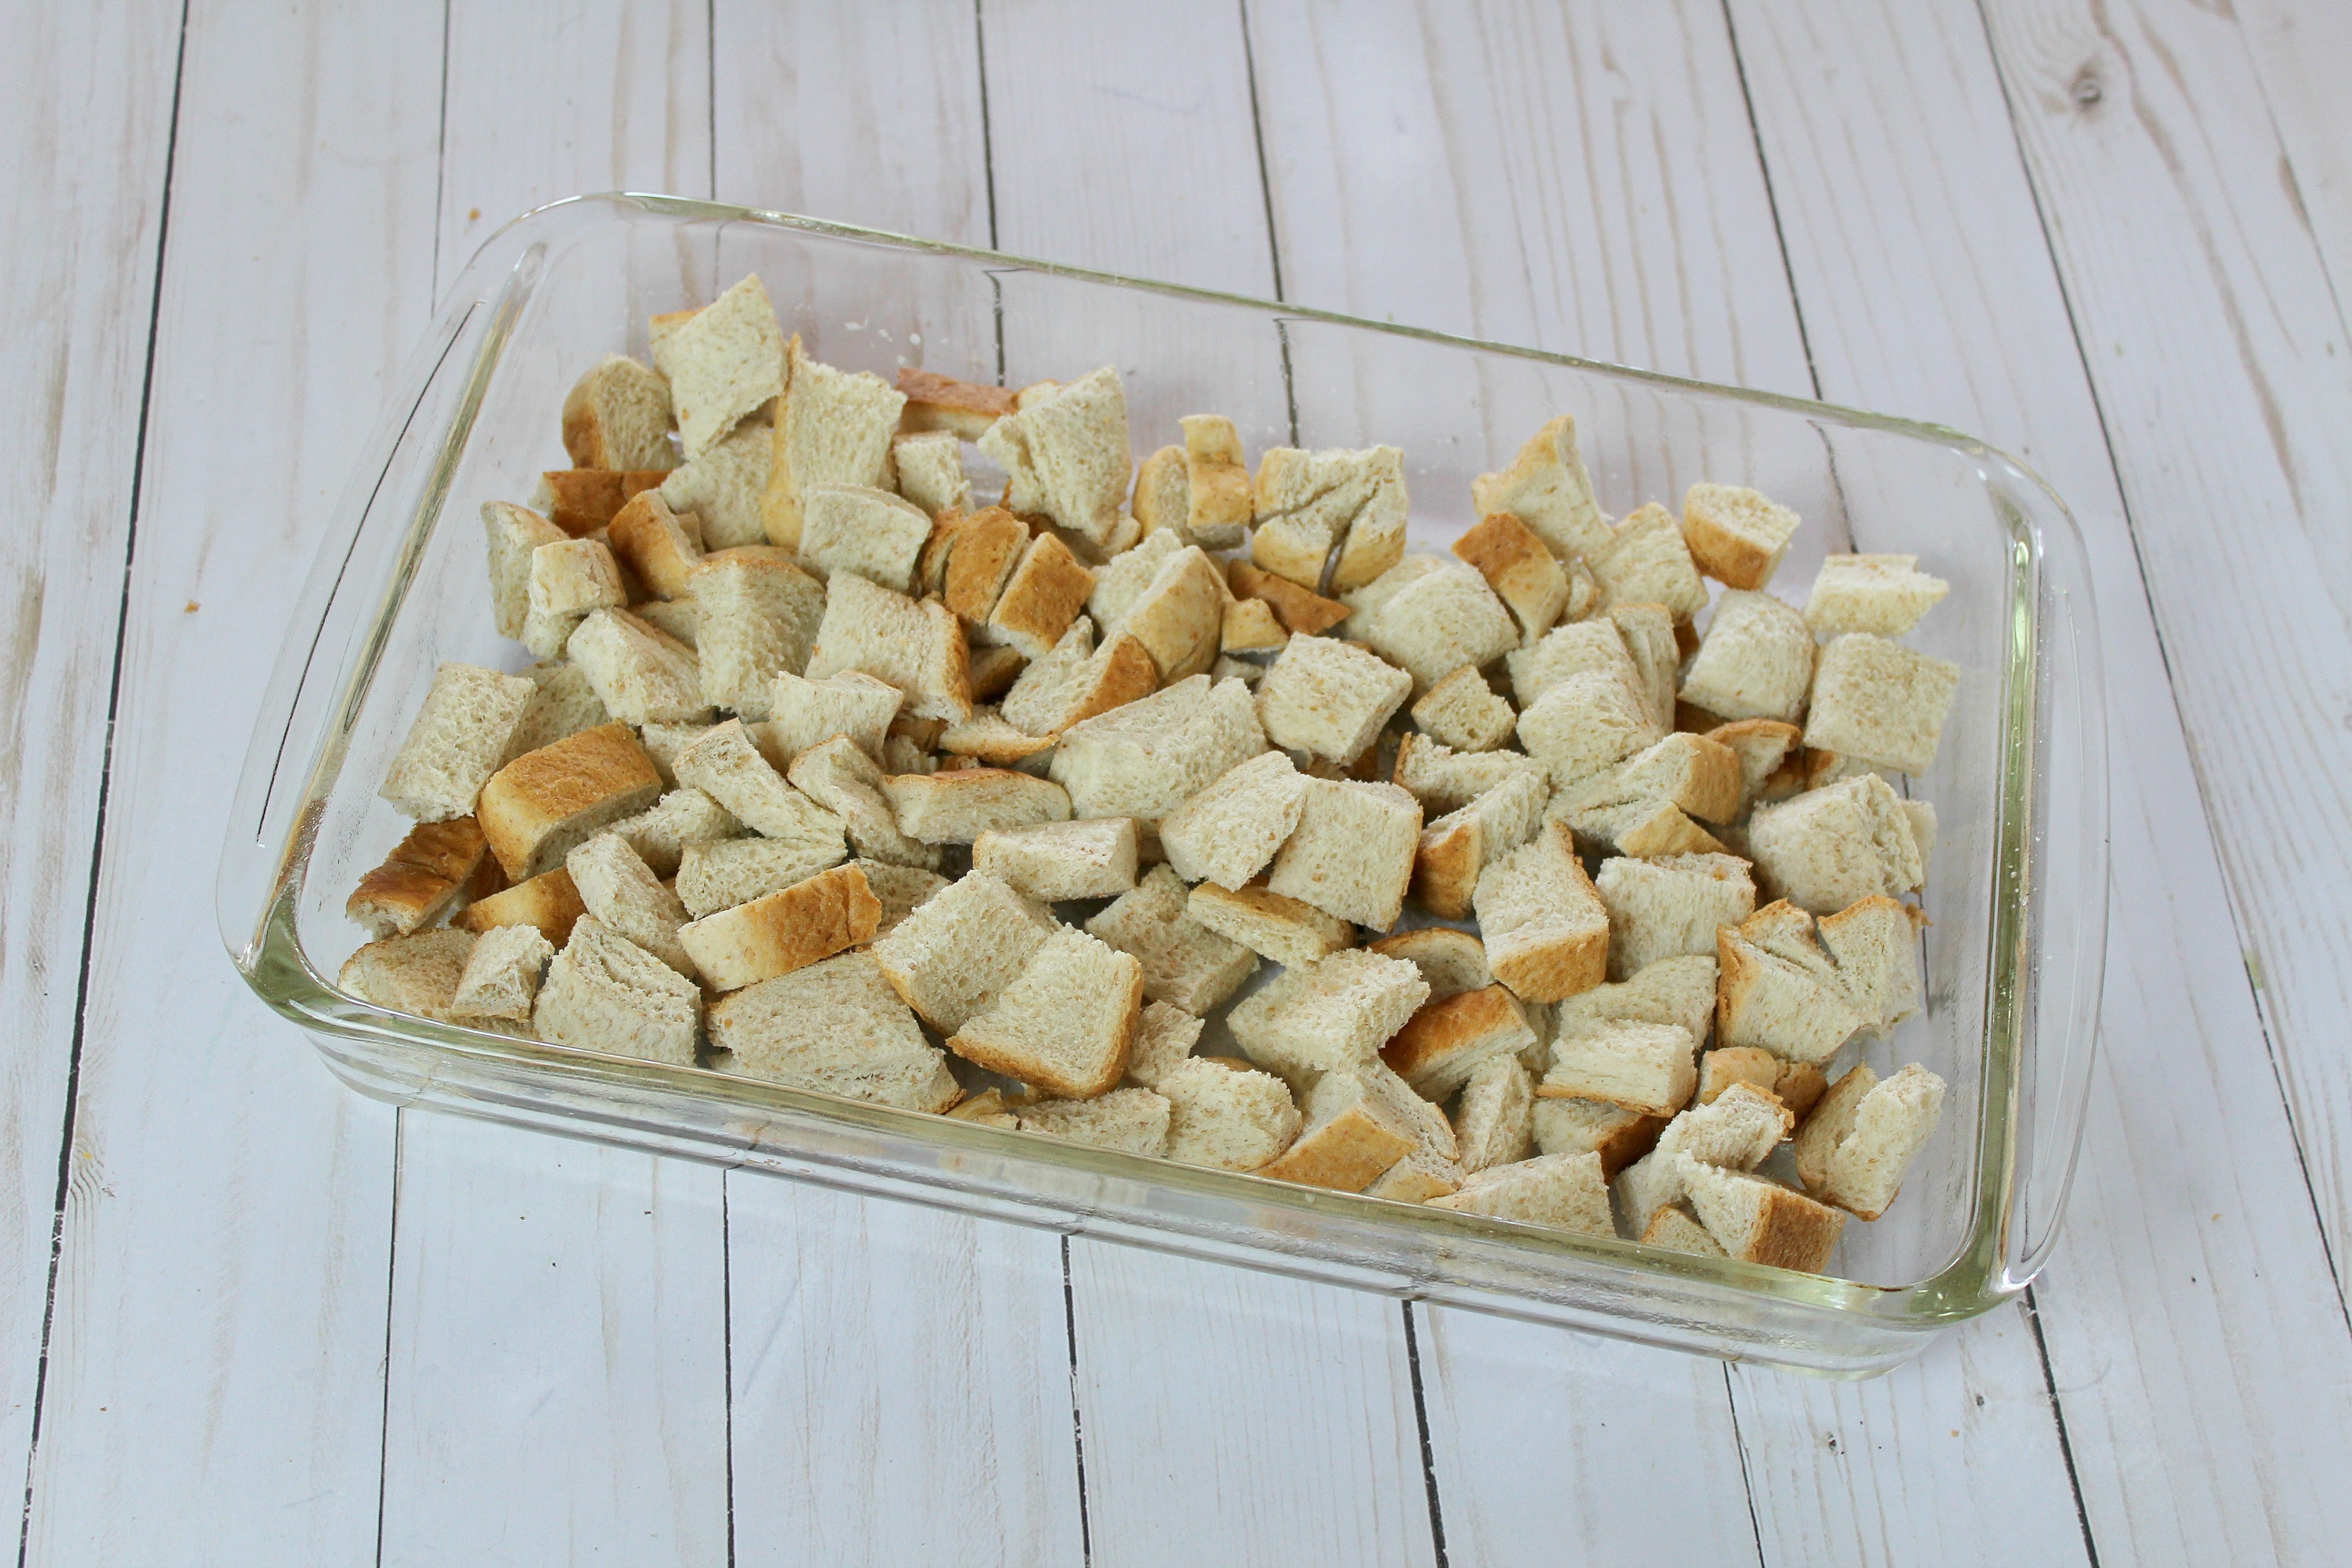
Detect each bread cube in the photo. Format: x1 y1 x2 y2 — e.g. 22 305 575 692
1017 1086 1173 1157
785 734 938 869
525 538 628 657
533 917 702 1067
987 532 1099 661
1611 1082 1795 1231
1355 559 1519 696
678 861 879 992
1505 617 1637 709
980 366 1133 547
763 670 903 766
897 366 1016 442
1803 632 1960 775
565 832 693 976
1473 820 1611 1003
688 546 827 719
1250 444 1408 589
869 868 1057 1032
1588 503 1707 622
763 337 905 549
561 354 676 471
347 817 498 937
1517 668 1657 790
1102 544 1223 681
1124 1001 1206 1090
450 924 553 1021
1389 732 1547 814
1530 1097 1665 1177
1158 1058 1301 1172
892 430 970 519
676 719 844 846
1472 415 1611 560
806 570 972 724
478 722 665 880
1254 634 1413 763
659 421 773 549
1256 1069 1422 1192
379 662 538 822
1681 483 1799 590
1803 554 1949 638
1743 773 1925 913
484 502 570 640
1382 983 1539 1101
1228 559 1350 636
799 482 934 593
607 488 705 599
1366 928 1492 1001
975 816 1139 901
1226 948 1430 1090
1410 666 1515 753
1676 1156 1845 1272
567 608 710 725
676 835 846 919
337 928 486 1025
1451 509 1569 644
1594 852 1757 979
454 866 588 945
1793 1063 1947 1219
1087 864 1260 1014
881 768 1070 844
1551 953 1718 1046
1679 590 1813 724
1050 674 1267 827
1716 913 1866 1063
1452 1055 1535 1173
1267 778 1423 930
1429 1150 1613 1236
1158 749 1311 890
1186 880 1353 969
948 927 1142 1099
1411 769 1546 920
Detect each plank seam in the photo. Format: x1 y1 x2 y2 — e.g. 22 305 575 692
722 1174 737 1568
430 0 451 298
1233 0 1299 446
2024 1284 2102 1568
1059 1236 1092 1566
373 1111 406 1568
705 0 716 202
973 0 999 252
1964 0 2351 1329
1714 0 1823 400
1397 1303 1449 1568
12 4 191 1560
1719 1367 1769 1568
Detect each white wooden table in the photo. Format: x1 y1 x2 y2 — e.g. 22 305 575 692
9 1 2352 1562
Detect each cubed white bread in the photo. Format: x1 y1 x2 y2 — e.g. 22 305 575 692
632 598 699 649
1158 1057 1301 1172
1506 617 1637 710
1676 1155 1846 1272
1017 1086 1172 1156
1679 590 1814 724
1186 880 1353 969
1681 483 1800 591
537 468 669 538
1517 668 1658 790
1048 674 1267 827
484 502 569 640
1612 1083 1796 1232
797 482 934 594
870 869 1058 1031
454 866 588 945
805 570 972 724
1641 1203 1727 1256
1472 819 1611 1002
938 709 1058 768
1774 1059 1830 1119
1338 554 1441 640
524 538 627 657
762 337 905 549
1229 558 1352 637
1249 444 1407 590
1158 749 1310 890
948 927 1141 1099
659 420 773 549
1267 778 1422 930
678 861 880 992
661 274 784 459
1530 1097 1665 1178
1125 1000 1206 1090
1357 559 1519 696
1085 527 1185 629
1253 634 1413 763
1715 915 1866 1062
853 859 948 937
1389 732 1547 814
676 834 847 919
1429 1150 1613 1236
1255 1069 1421 1191
1365 1147 1467 1202
944 1088 1020 1128
1816 895 1923 1034
1225 948 1430 1091
1900 799 1936 863
1451 509 1569 645
985 532 1099 661
1705 718 1804 812
968 644 1029 703
1085 864 1260 1015
1793 1062 1947 1219
567 608 711 725
1743 773 1926 913
1381 983 1538 1101
1589 504 1708 622
1102 544 1225 681
1411 666 1515 753
1176 413 1253 549
1608 602 1681 734
975 816 1140 901
1411 768 1547 920
1698 1046 1783 1105
338 928 491 1025
607 489 705 600
1221 595 1289 656
924 504 1030 628
561 354 676 471
564 832 693 975
1552 953 1718 1047
1000 620 1160 738
1594 853 1758 979
449 923 553 1021
892 429 970 518
896 366 1016 442
1362 1062 1460 1161
676 718 845 846
606 787 739 878
1366 928 1492 1001
379 663 538 822
708 950 963 1114
345 817 497 937
763 669 903 765
1452 1055 1536 1173
1471 415 1611 561
533 917 702 1067
882 767 1070 844
1803 554 1949 638
980 365 1133 547
784 734 939 868
1559 733 1744 832
688 546 827 720
1803 632 1960 776
1130 448 1189 554
478 722 665 880
1540 1019 1697 1118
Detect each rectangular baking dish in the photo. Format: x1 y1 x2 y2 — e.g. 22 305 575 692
218 194 2106 1376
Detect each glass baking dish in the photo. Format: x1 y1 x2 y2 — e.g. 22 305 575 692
217 194 2106 1376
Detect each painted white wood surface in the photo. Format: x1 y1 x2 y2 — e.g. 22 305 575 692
18 2 439 1561
2236 0 2352 323
0 0 179 1505
1727 8 2352 1564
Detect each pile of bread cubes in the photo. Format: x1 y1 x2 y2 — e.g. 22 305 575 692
340 273 1959 1278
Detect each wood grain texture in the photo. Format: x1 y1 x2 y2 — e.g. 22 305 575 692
727 1183 1084 1568
0 0 179 1501
19 2 442 1560
1983 0 2352 1271
1735 1 2352 1561
379 1119 729 1568
2236 0 2352 319
1245 7 2085 1564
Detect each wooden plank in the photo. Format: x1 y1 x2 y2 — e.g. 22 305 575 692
0 0 180 1505
19 1 442 1560
372 8 735 1562
727 1184 1084 1567
1735 0 2352 1560
379 1119 730 1568
2236 0 2352 316
1245 6 2089 1564
1983 0 2352 1265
